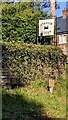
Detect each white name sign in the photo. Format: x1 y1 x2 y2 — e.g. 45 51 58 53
39 19 54 36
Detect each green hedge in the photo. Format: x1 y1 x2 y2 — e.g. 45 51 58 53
2 42 66 88
2 2 40 43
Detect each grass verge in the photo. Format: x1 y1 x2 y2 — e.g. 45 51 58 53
2 78 66 120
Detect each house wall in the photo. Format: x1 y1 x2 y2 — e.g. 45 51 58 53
58 43 68 56
57 33 68 55
57 8 68 56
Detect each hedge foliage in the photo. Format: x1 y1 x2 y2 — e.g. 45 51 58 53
2 42 66 88
2 2 44 43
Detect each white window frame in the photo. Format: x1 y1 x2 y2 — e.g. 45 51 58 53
58 34 67 44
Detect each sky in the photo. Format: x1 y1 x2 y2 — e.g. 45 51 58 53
43 1 68 17
55 1 68 17
55 3 64 17
10 0 68 17
34 0 68 17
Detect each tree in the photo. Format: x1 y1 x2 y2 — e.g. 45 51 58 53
2 2 41 43
34 0 49 18
34 0 60 10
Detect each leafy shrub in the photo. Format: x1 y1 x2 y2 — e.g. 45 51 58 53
2 42 66 88
2 2 40 43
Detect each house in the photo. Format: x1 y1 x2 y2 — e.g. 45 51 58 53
56 8 68 56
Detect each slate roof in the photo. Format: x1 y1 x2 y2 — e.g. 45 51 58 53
66 1 68 9
56 16 68 34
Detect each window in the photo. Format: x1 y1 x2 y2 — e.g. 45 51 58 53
58 34 67 44
59 35 62 44
62 35 67 43
67 35 68 42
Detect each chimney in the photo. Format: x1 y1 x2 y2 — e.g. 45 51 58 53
62 8 68 16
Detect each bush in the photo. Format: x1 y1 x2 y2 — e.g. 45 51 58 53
2 2 40 43
2 42 66 88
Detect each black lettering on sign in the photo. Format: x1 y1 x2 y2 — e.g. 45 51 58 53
44 26 49 29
